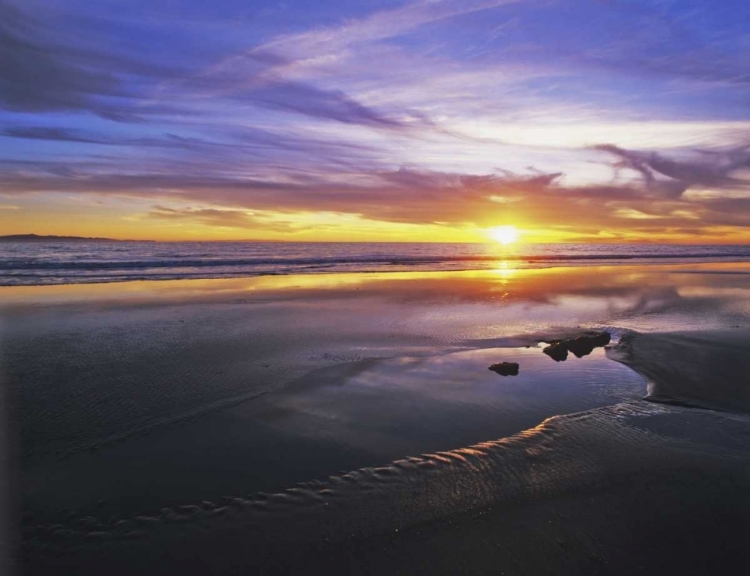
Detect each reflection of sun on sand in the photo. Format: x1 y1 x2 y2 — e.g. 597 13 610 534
492 260 516 279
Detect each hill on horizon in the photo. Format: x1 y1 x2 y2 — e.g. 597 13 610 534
0 234 129 242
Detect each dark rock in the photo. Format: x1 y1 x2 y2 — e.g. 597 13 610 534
543 331 611 362
567 332 611 357
590 331 612 347
488 362 520 376
566 337 597 358
543 342 568 362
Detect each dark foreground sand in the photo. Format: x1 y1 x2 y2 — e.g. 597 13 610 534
3 263 750 575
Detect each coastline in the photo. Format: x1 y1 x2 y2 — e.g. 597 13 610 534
4 262 750 574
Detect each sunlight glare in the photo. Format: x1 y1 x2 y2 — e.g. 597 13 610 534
489 226 520 245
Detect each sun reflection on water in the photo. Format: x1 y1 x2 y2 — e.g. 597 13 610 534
492 260 517 280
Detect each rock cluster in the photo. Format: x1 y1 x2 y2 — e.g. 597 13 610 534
543 331 611 362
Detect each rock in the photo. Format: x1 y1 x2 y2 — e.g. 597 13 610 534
566 336 597 358
488 362 520 376
590 331 612 346
568 332 611 357
543 331 611 362
543 342 568 362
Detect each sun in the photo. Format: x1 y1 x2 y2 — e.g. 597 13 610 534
489 225 520 245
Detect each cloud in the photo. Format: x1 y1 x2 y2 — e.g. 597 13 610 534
159 0 529 132
1 126 115 144
0 1 444 132
234 80 422 129
161 45 442 132
0 2 117 113
595 144 750 198
0 159 678 225
148 206 264 230
613 208 664 220
527 1 750 97
2 1 418 132
0 1 186 120
3 140 750 239
2 0 750 241
0 122 385 176
254 0 523 60
146 205 386 235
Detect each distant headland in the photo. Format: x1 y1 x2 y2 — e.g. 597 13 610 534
0 234 145 242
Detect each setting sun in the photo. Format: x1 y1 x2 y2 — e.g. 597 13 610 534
489 226 520 245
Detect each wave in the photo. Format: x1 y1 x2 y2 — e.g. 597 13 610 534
3 242 750 285
4 251 750 271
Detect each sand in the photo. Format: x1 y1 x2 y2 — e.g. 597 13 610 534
612 329 750 412
18 346 645 523
3 262 750 575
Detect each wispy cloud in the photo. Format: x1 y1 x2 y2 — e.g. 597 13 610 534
596 144 750 198
2 0 750 241
148 205 264 230
3 142 750 237
0 2 185 120
253 0 524 60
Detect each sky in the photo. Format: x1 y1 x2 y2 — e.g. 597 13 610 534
1 0 750 243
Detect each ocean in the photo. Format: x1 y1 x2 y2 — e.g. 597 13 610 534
2 241 750 285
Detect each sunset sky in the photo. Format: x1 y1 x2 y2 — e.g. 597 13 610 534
1 0 750 242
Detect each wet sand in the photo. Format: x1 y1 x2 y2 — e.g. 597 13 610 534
3 262 750 575
19 346 645 523
613 329 750 412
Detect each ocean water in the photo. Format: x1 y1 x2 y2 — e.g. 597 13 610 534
1 241 750 285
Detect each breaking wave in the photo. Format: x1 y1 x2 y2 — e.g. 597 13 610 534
3 241 750 285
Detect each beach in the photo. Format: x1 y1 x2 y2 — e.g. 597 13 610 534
3 262 750 575
5 0 750 572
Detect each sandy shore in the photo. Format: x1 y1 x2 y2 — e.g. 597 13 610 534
18 346 645 523
612 329 750 412
19 392 750 575
3 262 750 575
